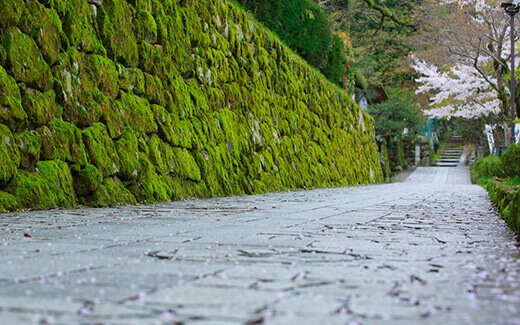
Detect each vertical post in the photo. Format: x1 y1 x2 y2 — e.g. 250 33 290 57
510 12 517 146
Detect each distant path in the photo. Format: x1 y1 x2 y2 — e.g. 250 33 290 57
0 167 519 324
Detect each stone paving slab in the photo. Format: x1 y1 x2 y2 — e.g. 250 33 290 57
0 167 519 324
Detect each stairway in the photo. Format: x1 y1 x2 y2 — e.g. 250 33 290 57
436 135 464 167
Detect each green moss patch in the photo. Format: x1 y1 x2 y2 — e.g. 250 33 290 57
14 130 41 169
0 124 20 186
173 147 201 182
97 0 139 66
39 118 88 166
487 178 520 235
26 1 65 65
0 65 26 132
81 176 137 207
71 163 103 196
86 54 120 99
120 92 157 134
114 128 142 180
82 123 119 177
22 89 58 127
5 160 76 210
1 27 53 92
0 191 19 211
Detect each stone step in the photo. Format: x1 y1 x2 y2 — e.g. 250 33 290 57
437 162 459 167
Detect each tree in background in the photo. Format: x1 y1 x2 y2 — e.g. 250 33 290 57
412 0 516 145
313 0 419 91
237 0 355 91
367 89 423 169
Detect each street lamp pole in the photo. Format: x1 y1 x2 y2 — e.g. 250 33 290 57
502 1 519 146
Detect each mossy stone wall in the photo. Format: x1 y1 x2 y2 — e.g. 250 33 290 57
487 178 520 235
0 0 383 211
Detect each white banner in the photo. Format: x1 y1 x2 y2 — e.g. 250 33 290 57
484 124 495 154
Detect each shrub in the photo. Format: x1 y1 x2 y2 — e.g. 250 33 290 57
500 144 520 178
472 154 502 179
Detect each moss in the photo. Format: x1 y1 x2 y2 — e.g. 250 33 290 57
487 178 520 235
153 104 178 145
22 89 58 127
114 128 142 180
170 76 196 117
97 0 139 66
134 9 158 43
26 1 64 65
14 130 41 169
82 123 119 177
5 160 76 210
82 176 137 207
71 163 103 196
39 118 88 166
52 48 102 127
99 95 125 138
173 147 201 182
86 54 120 99
144 72 165 106
57 0 105 54
138 41 161 74
0 191 19 211
120 92 157 134
0 65 27 132
0 0 27 29
0 124 21 186
127 157 173 203
2 27 53 92
127 67 146 95
148 134 175 175
0 45 6 66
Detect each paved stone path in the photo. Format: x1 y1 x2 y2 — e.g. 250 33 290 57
0 167 519 324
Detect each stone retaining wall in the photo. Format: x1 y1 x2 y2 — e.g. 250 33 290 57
0 0 382 211
487 178 520 235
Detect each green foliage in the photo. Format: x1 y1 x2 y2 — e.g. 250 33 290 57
501 144 520 178
237 0 351 89
455 118 486 146
347 0 418 88
323 34 348 87
367 89 421 137
471 155 501 185
471 145 520 234
471 144 520 184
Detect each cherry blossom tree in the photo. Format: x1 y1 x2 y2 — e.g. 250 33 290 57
412 0 515 115
412 57 501 119
412 0 518 144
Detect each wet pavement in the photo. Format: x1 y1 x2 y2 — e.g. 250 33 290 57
0 167 519 324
